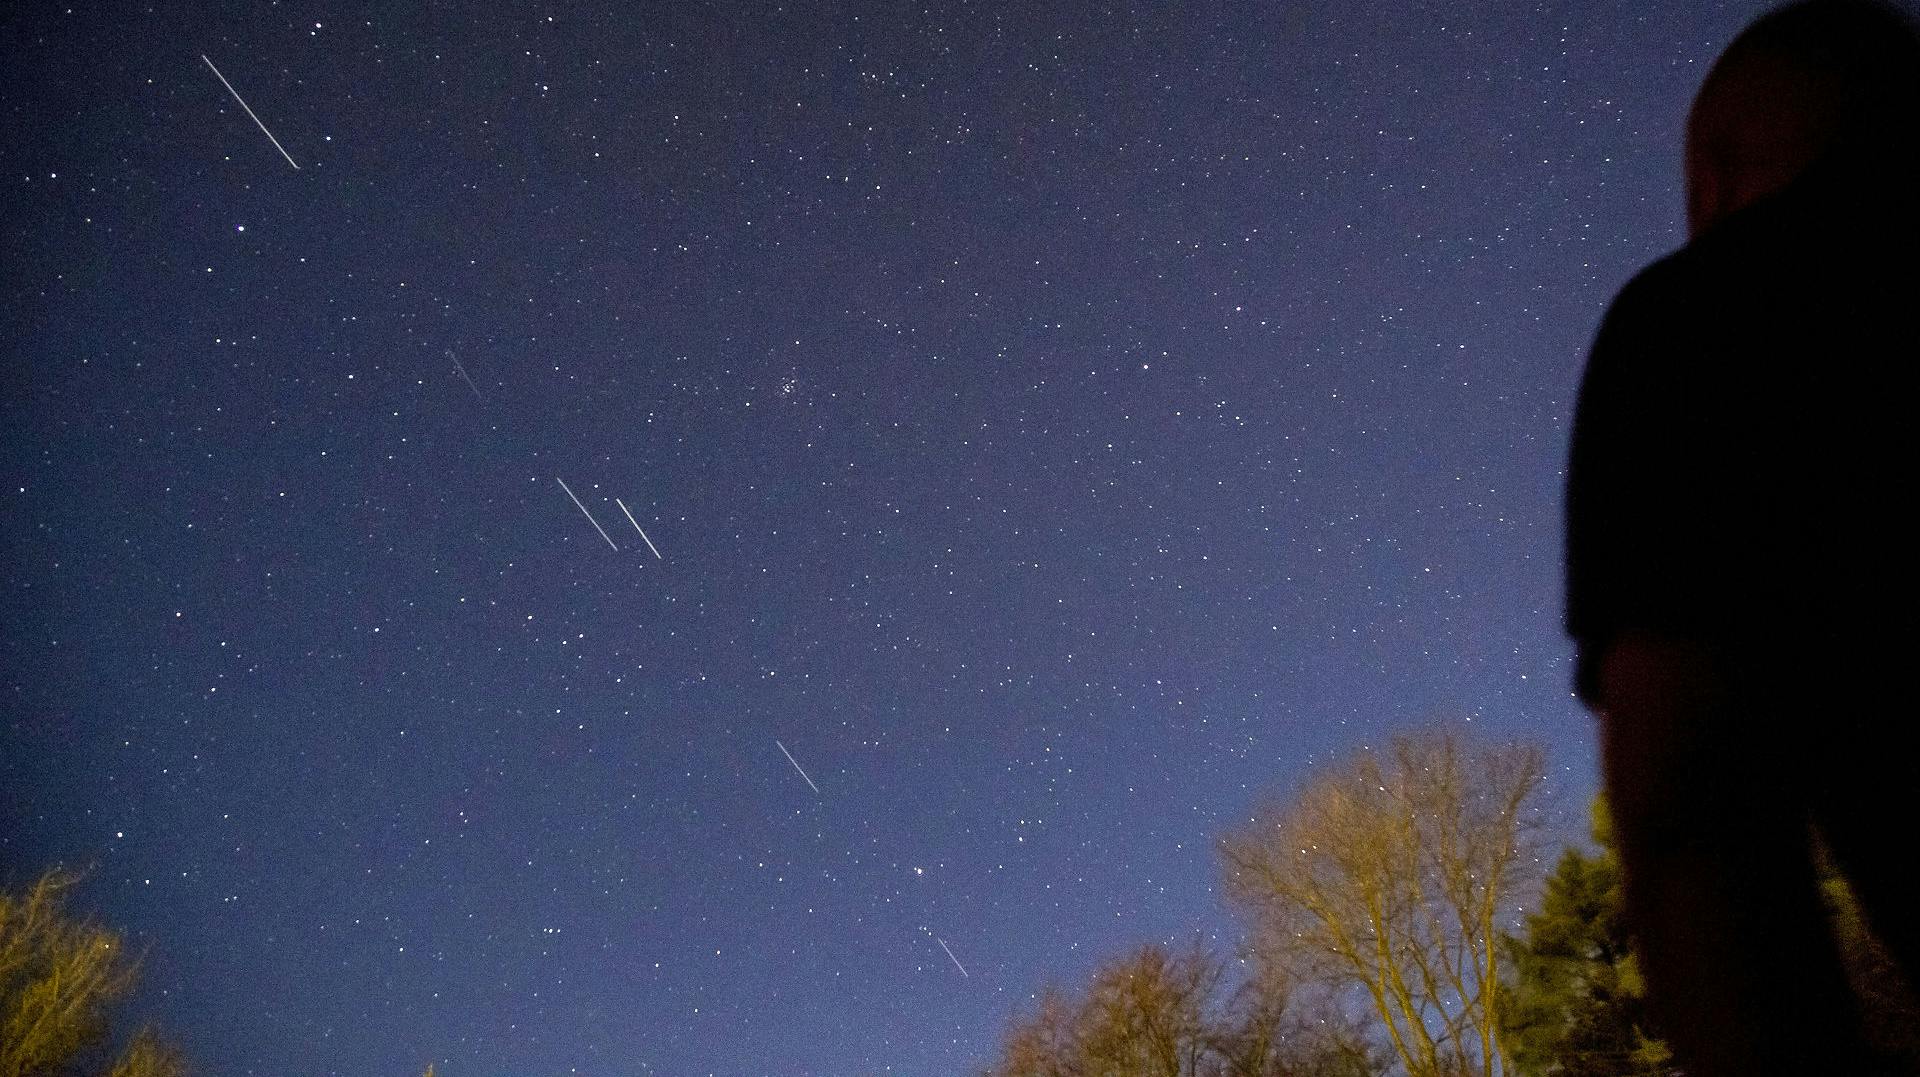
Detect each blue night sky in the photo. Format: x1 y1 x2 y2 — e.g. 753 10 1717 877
2 2 1782 1073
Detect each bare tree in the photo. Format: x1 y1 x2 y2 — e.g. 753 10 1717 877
992 944 1220 1077
991 943 1374 1077
1220 730 1547 1077
1 867 188 1077
1077 945 1219 1076
104 1030 189 1077
998 987 1081 1077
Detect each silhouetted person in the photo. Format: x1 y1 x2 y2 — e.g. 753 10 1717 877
1565 1 1920 1072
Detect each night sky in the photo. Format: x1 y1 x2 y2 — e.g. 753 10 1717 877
2 3 1781 1073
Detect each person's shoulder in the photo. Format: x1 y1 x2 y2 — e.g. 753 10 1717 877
1612 248 1690 310
1592 246 1698 354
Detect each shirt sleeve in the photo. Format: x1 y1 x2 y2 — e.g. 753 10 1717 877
1564 260 1716 702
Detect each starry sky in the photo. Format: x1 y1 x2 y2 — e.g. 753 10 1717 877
1 2 1785 1073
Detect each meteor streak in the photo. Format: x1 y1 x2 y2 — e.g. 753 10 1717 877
446 349 483 401
201 54 300 170
937 937 969 978
615 498 662 559
775 739 820 794
556 478 618 551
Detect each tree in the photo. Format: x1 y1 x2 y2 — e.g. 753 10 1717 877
1504 799 1920 1076
0 868 187 1077
990 943 1374 1076
997 986 1080 1077
1074 945 1217 1075
1820 855 1920 1072
1219 730 1546 1077
1501 799 1673 1077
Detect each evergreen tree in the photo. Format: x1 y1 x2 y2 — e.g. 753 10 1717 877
1501 800 1672 1077
1820 856 1920 1071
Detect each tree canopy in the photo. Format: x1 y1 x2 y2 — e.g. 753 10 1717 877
0 868 187 1077
1220 731 1546 1077
990 942 1375 1077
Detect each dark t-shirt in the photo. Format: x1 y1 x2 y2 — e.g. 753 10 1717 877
1564 164 1918 704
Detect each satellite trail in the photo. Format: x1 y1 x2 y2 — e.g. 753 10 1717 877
446 349 483 401
774 739 821 794
201 54 300 170
615 498 663 559
937 937 969 978
556 478 619 551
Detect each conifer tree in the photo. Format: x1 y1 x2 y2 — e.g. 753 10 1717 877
1500 799 1672 1077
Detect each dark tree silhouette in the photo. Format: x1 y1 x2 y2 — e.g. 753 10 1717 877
1501 799 1674 1076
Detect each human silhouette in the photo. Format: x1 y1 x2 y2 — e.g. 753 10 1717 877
1564 1 1920 1072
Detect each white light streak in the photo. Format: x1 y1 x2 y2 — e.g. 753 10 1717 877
201 54 300 170
774 739 820 795
556 478 618 551
616 498 662 559
446 349 483 401
937 937 969 978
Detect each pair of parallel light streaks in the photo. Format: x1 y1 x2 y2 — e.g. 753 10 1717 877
556 478 662 559
438 352 659 561
204 45 968 984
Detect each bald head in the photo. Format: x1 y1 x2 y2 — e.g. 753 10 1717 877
1684 0 1920 237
